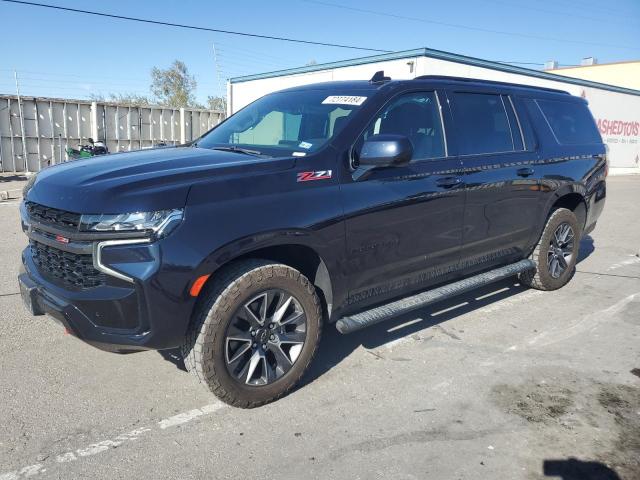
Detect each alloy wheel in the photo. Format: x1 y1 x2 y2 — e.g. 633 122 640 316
547 222 575 279
224 289 307 386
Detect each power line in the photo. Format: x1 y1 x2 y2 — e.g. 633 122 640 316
0 1 596 82
1 74 218 89
0 0 390 53
215 50 292 67
212 40 300 63
547 0 640 18
479 0 638 26
302 0 640 52
215 52 292 70
0 68 225 88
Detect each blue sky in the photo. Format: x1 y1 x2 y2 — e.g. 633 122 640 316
0 0 638 104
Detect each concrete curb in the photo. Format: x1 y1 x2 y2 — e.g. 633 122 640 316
609 167 640 176
0 189 22 201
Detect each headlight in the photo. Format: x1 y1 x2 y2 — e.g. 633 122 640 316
79 209 183 237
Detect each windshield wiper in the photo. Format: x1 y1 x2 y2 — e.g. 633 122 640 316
211 146 266 157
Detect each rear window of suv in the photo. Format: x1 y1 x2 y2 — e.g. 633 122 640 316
451 92 524 155
536 99 601 145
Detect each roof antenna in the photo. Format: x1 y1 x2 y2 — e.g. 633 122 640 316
369 70 390 84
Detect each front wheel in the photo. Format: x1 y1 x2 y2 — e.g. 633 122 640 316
519 208 581 291
181 260 322 408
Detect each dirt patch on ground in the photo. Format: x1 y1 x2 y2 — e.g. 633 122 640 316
491 378 640 479
491 382 575 424
597 384 640 479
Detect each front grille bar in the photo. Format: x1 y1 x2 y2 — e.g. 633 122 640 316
26 228 92 255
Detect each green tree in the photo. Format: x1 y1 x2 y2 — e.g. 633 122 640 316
89 92 151 106
109 93 151 106
151 60 198 108
206 95 226 112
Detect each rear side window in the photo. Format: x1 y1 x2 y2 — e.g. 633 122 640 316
536 99 601 145
452 92 520 155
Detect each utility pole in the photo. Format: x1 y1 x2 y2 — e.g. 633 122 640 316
212 43 226 114
14 70 29 174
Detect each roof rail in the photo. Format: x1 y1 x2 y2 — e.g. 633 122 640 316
370 70 391 84
414 75 570 95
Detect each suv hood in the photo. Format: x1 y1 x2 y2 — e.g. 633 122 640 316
26 147 294 213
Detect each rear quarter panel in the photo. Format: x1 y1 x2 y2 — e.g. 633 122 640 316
522 95 607 243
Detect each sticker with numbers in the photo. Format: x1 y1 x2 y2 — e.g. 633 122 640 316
322 96 367 106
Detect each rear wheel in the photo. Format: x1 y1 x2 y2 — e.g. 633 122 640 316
182 260 322 408
519 208 581 291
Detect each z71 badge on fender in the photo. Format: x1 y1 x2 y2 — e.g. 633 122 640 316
297 170 333 182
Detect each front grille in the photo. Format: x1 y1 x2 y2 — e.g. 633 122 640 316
30 240 106 289
25 202 81 230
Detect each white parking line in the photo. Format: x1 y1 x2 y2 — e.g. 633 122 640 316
475 289 545 315
158 403 225 429
607 255 640 271
525 292 640 348
0 403 226 479
0 464 43 480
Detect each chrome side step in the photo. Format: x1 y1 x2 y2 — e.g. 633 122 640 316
336 259 535 334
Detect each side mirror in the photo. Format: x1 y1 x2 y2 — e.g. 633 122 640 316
359 134 413 168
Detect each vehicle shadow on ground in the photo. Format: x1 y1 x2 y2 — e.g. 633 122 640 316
158 236 595 380
542 458 621 480
0 174 27 183
302 277 532 386
159 348 187 371
301 235 596 388
577 235 595 263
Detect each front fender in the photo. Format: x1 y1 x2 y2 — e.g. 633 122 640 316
198 228 333 274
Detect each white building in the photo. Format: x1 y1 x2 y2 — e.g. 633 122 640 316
228 47 640 173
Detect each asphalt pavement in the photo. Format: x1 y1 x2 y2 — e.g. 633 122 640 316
1 176 638 479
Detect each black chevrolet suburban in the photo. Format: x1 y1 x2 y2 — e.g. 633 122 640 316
19 74 607 407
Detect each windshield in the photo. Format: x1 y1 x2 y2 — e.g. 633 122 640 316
196 90 368 157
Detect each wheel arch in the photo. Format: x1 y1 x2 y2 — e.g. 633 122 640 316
528 188 588 257
232 244 334 319
549 191 588 231
195 233 336 321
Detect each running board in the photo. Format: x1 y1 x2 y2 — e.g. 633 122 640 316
336 259 535 334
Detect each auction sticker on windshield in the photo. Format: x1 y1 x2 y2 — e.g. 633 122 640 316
322 95 367 106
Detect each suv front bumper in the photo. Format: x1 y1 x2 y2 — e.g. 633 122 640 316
19 242 195 353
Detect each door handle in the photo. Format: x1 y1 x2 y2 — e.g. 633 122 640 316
436 176 462 188
517 167 535 177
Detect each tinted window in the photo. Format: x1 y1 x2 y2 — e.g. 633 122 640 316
536 99 601 145
198 90 366 156
453 92 515 155
357 92 446 161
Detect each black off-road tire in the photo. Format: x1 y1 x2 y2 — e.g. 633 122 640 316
519 208 581 291
181 260 322 408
